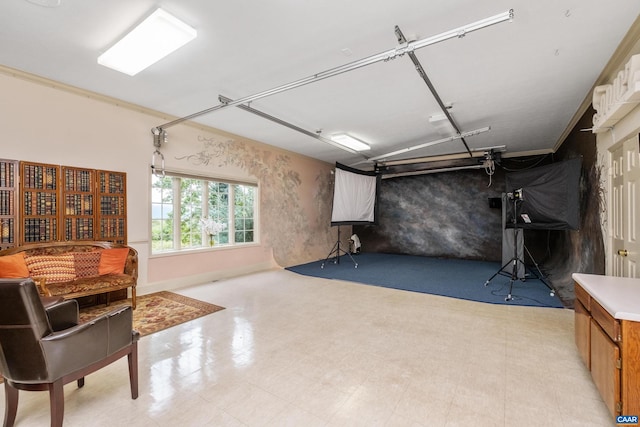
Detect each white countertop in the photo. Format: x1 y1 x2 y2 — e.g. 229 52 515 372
573 273 640 321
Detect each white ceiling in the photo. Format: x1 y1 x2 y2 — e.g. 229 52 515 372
1 1 639 167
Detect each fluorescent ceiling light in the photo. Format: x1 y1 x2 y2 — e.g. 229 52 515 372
98 8 196 76
429 113 457 137
331 134 371 151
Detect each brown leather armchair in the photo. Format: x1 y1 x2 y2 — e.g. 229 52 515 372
0 278 139 427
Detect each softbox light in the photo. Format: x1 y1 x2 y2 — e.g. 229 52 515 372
505 157 582 230
331 163 380 226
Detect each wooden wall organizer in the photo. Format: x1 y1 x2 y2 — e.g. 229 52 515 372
20 161 59 244
0 160 127 248
0 159 18 250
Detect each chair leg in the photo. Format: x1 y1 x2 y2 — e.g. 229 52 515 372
128 343 139 399
48 380 64 427
3 381 18 427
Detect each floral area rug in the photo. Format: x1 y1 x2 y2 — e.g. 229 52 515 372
79 291 225 336
0 292 224 383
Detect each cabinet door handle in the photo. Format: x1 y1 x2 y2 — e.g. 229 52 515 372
618 249 629 257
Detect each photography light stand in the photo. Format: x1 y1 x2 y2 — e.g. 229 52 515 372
321 226 358 269
522 244 553 294
484 190 556 301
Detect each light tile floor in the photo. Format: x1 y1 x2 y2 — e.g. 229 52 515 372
2 269 614 426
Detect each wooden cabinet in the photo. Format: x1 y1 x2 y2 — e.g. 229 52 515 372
575 279 640 417
0 159 18 250
574 297 591 370
621 322 640 413
62 166 95 241
96 170 127 244
0 160 127 245
589 315 621 415
19 161 59 243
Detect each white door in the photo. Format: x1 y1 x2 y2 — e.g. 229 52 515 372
610 135 640 277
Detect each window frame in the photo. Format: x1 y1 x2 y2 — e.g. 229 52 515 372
150 170 258 255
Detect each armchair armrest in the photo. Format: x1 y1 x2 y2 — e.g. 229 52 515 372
45 299 79 332
105 306 138 352
33 277 51 296
40 306 136 381
41 316 109 380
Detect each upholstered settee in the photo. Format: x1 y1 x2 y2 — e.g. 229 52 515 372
0 241 137 309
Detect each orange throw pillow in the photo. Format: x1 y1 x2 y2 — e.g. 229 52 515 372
98 248 129 275
24 254 75 283
72 251 101 278
0 252 29 278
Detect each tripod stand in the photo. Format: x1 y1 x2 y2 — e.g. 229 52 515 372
484 193 555 301
321 226 358 268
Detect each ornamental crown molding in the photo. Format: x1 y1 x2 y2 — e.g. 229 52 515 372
592 54 640 132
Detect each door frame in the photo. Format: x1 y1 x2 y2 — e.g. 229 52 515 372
597 106 640 276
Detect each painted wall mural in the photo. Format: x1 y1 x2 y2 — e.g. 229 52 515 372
355 169 504 261
176 135 335 267
528 108 605 307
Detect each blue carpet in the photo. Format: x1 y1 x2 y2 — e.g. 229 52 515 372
286 252 564 308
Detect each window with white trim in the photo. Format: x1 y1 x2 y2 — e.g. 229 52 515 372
151 172 257 253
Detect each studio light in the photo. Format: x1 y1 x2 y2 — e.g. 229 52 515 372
98 8 197 76
331 134 371 151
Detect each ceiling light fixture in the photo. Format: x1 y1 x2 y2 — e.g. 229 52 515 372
218 95 364 156
331 134 371 151
25 0 61 7
429 113 457 137
98 8 196 76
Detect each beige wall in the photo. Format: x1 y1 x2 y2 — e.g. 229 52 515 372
0 69 337 293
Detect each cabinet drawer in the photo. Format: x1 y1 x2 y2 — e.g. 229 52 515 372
591 298 621 342
574 283 591 311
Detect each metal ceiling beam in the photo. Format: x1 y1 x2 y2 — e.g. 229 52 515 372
152 10 513 133
218 95 369 158
375 149 501 177
394 25 472 157
365 126 490 163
